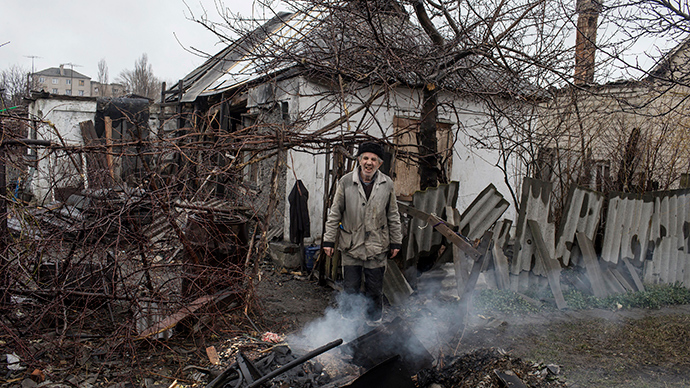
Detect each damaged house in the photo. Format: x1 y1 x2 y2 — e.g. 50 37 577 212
536 0 690 201
24 92 152 204
526 4 690 296
158 1 542 255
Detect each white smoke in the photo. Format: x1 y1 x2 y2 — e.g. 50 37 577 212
288 264 469 363
286 292 371 354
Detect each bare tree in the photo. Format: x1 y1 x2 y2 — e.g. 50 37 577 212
97 58 109 97
0 64 30 107
186 0 575 199
117 54 160 99
177 0 690 225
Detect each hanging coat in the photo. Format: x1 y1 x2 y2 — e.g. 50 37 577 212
288 180 310 244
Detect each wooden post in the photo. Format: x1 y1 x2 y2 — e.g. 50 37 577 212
105 116 113 179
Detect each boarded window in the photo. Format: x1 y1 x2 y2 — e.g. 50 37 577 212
392 116 453 197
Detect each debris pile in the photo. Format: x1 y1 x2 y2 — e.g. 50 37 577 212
417 348 566 388
199 343 567 388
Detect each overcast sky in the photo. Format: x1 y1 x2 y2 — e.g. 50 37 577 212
0 0 285 83
0 1 677 86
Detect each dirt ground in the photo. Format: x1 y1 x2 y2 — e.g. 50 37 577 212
254 263 690 388
3 262 689 387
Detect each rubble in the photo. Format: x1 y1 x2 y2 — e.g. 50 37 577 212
417 348 567 388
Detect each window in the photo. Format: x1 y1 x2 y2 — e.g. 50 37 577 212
66 79 71 85
78 90 84 96
112 88 118 93
39 77 45 83
535 147 556 181
593 160 611 192
52 78 58 84
392 116 453 196
65 89 71 95
94 87 99 93
79 80 84 86
52 88 58 94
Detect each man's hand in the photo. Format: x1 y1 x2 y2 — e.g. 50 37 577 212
324 247 334 256
391 248 400 258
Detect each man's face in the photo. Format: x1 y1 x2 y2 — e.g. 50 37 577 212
358 152 383 181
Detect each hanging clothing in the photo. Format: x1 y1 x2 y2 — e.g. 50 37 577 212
288 180 310 244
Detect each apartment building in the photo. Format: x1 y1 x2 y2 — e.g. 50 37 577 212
90 81 126 98
32 65 126 98
33 65 91 96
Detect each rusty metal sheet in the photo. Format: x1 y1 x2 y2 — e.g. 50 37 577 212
457 184 509 240
556 184 604 266
512 177 552 275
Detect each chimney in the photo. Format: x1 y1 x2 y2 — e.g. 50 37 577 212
59 64 65 76
574 0 602 85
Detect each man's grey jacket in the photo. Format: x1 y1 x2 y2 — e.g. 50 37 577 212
322 167 403 261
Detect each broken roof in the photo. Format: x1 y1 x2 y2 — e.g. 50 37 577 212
645 36 690 81
165 4 541 103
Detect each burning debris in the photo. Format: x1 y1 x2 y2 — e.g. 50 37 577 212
200 332 565 388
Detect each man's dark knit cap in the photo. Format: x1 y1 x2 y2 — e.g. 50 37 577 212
357 142 384 159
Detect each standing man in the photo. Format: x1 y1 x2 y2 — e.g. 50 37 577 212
323 142 402 324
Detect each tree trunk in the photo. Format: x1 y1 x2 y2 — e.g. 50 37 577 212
419 85 439 190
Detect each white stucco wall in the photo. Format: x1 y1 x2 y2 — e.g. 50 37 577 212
27 97 97 204
282 80 524 242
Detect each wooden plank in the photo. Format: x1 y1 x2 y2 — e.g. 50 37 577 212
137 294 216 339
621 257 645 292
398 202 482 261
79 120 111 189
576 232 609 298
527 220 567 310
105 116 114 179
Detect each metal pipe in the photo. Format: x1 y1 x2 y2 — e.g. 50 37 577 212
247 338 343 388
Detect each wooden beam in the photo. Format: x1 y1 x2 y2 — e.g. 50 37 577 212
104 116 114 179
397 202 482 261
527 220 567 310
